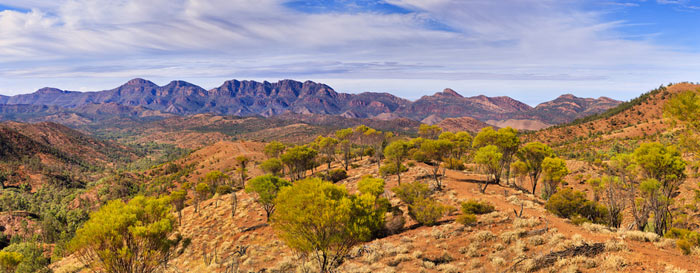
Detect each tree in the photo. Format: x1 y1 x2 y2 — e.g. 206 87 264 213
665 89 700 160
474 145 503 193
473 127 520 185
272 178 385 272
280 145 318 180
512 160 528 190
234 156 250 187
609 153 647 230
384 140 411 184
541 157 569 199
202 171 229 194
633 143 686 235
364 128 387 170
195 182 210 213
517 142 554 195
391 181 448 226
588 176 625 228
69 196 179 273
264 141 285 158
315 136 339 173
260 158 283 176
335 128 354 170
245 175 291 221
419 139 454 190
170 190 187 224
418 124 442 139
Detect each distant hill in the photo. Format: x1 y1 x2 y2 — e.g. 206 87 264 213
0 79 620 130
0 121 136 189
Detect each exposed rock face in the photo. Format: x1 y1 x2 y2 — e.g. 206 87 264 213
0 79 621 125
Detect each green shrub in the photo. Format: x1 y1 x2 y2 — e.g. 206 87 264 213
392 181 430 205
379 162 407 176
677 239 692 255
315 169 348 183
409 198 449 226
545 188 608 225
443 158 465 170
461 200 495 215
456 213 477 226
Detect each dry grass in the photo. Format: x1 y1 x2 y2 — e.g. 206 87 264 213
436 263 460 273
664 264 689 273
512 217 541 228
580 222 613 233
500 228 526 244
473 230 495 242
619 230 660 242
604 238 628 252
601 254 627 270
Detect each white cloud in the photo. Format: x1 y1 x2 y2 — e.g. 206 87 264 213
0 0 698 103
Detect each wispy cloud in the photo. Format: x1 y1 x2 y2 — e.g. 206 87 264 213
0 0 698 104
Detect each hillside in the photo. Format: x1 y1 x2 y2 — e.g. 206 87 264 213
0 121 136 189
51 148 700 273
0 79 620 129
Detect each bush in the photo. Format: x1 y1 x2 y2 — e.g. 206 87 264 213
545 188 608 225
456 213 477 226
443 158 465 170
317 169 348 183
358 176 385 197
677 239 692 255
380 162 407 176
409 198 449 226
216 185 233 195
392 181 430 205
461 200 495 215
384 211 406 235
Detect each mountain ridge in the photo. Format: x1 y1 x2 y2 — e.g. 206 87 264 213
0 78 622 128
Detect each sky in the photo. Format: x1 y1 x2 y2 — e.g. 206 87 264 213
1 0 700 105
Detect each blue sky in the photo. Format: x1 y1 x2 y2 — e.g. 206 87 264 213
0 0 699 105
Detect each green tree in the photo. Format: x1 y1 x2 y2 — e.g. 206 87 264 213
473 127 520 185
272 178 385 272
280 145 318 180
419 139 454 190
69 196 179 273
357 176 386 197
194 182 210 213
541 157 569 199
234 156 250 187
364 128 388 170
260 158 283 176
170 190 187 224
633 143 686 235
264 141 285 158
418 124 442 139
315 136 339 173
517 142 554 195
384 140 411 184
335 128 354 171
609 153 647 230
474 145 502 193
245 175 291 221
391 181 447 226
202 171 228 195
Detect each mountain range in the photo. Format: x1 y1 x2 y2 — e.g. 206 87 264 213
0 78 621 130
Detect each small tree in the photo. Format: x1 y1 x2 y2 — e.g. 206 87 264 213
418 124 442 139
280 145 318 181
358 176 386 197
245 175 291 221
69 196 179 273
419 139 454 190
315 136 339 173
335 128 354 170
391 181 447 226
234 156 250 187
474 145 502 193
264 141 286 158
517 142 554 195
202 171 229 195
195 182 210 214
541 157 569 199
260 158 283 176
272 178 385 272
384 140 411 184
170 189 187 224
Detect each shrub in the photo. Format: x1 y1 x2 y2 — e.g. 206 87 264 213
316 169 349 183
410 198 449 226
456 213 477 226
545 188 608 225
677 239 692 255
443 158 465 170
245 175 291 221
392 181 431 205
461 200 495 215
358 176 386 197
380 161 407 177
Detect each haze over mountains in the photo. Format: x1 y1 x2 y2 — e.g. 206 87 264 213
0 78 621 130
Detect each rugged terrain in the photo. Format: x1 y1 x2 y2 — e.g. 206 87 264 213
0 79 620 130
